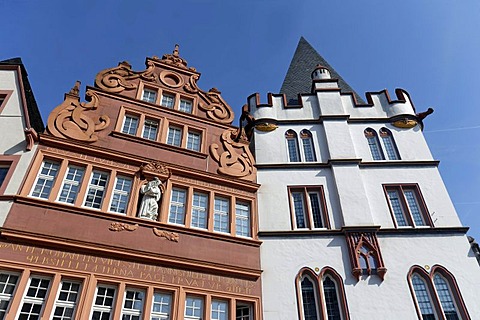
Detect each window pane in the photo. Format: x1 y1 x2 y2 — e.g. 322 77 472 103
143 119 159 141
31 161 60 199
151 292 171 319
20 277 51 320
323 276 341 320
122 289 144 319
235 202 251 237
0 272 19 317
381 135 399 160
387 190 408 226
433 274 459 319
404 190 425 226
185 296 203 319
84 171 109 209
292 192 306 228
191 193 208 229
236 303 252 320
214 197 230 233
365 130 385 160
309 192 323 228
167 127 182 147
161 95 175 108
122 115 139 135
0 167 9 187
53 280 81 320
301 277 318 320
142 89 157 103
109 176 132 214
412 275 435 319
169 188 186 225
58 166 84 204
302 137 316 162
211 300 228 320
187 131 201 152
287 138 300 162
179 99 193 113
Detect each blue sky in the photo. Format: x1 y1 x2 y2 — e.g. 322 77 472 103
2 1 480 240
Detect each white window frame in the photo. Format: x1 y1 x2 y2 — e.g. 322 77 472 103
179 99 193 113
161 94 175 108
121 288 145 320
51 280 81 320
235 202 251 237
184 295 203 320
18 276 52 320
169 188 187 225
186 131 201 152
83 171 109 210
31 160 60 199
191 192 208 229
214 197 230 233
108 175 132 215
142 119 159 141
57 165 85 205
122 115 139 136
141 88 157 104
90 285 117 320
211 299 228 320
235 302 253 320
151 291 172 320
0 271 20 318
167 126 183 147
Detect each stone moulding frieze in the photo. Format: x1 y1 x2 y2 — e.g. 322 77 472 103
210 129 256 181
153 228 180 242
140 161 170 178
109 222 139 232
47 82 110 143
95 60 158 93
175 176 253 197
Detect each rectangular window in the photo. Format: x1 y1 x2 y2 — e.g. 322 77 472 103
289 187 328 230
185 296 203 320
167 126 182 147
31 160 60 199
235 202 251 237
161 94 175 108
109 176 132 214
191 192 208 229
122 115 139 135
211 300 228 320
0 167 9 188
214 197 230 233
84 171 109 209
58 166 85 204
121 288 145 320
142 89 157 104
92 285 116 320
169 188 186 225
179 99 193 113
52 280 81 320
151 291 171 320
287 138 300 162
0 272 19 319
142 119 159 141
236 302 253 320
302 137 316 162
19 276 51 320
385 185 431 227
186 131 201 152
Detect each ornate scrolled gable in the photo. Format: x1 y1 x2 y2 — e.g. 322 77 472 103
94 45 234 125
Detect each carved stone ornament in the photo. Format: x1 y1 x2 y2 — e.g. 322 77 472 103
152 44 196 72
198 88 234 124
140 161 170 177
210 128 256 181
345 230 387 280
392 118 418 129
24 128 39 151
95 60 158 93
153 228 180 242
47 82 110 142
109 222 139 232
138 177 163 221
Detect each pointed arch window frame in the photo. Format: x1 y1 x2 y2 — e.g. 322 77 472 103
407 265 470 320
379 127 400 160
285 130 301 162
364 128 385 161
295 267 350 320
300 129 317 162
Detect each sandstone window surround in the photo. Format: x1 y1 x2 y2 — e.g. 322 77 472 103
364 127 401 161
288 186 330 230
135 82 197 115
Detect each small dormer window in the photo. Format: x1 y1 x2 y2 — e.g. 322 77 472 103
179 99 193 113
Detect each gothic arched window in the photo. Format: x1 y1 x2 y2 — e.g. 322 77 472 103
300 129 316 162
379 128 400 160
364 128 384 160
286 130 300 162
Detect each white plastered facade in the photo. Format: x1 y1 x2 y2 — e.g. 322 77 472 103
250 77 480 319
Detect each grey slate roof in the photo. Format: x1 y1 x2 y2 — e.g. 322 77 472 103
280 37 365 104
0 57 45 133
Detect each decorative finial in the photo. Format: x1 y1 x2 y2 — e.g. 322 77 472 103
173 44 180 57
68 81 81 97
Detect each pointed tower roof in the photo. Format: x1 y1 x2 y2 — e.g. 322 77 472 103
280 37 365 104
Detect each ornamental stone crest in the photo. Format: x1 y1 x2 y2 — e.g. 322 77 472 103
47 81 110 142
95 60 158 93
210 128 256 181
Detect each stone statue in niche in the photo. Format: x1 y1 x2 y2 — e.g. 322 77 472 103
138 177 163 221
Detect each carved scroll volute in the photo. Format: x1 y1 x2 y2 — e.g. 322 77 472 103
47 82 110 142
95 60 158 93
210 129 256 181
198 88 234 124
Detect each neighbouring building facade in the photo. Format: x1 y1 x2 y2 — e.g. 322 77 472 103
249 38 480 319
0 47 261 319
